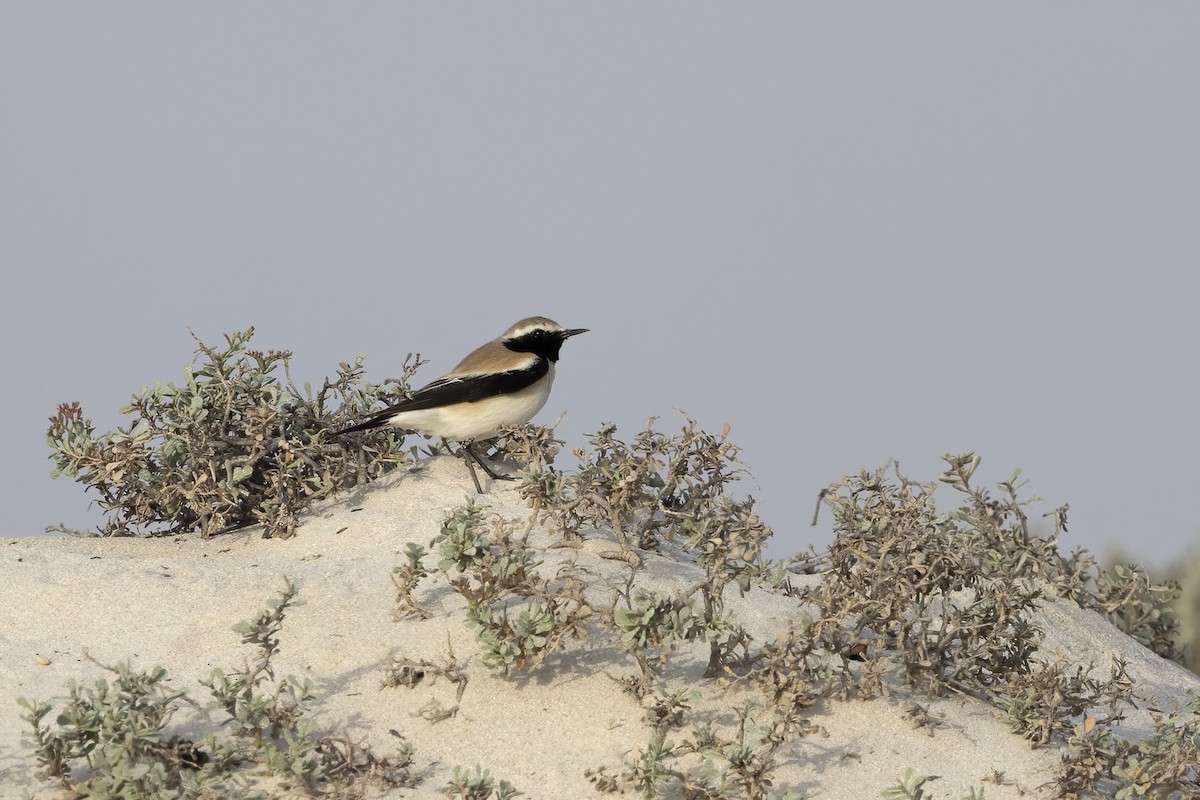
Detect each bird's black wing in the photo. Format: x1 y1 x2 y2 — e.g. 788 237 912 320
335 360 548 435
394 359 549 410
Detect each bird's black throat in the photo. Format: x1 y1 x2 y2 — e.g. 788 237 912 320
503 329 567 362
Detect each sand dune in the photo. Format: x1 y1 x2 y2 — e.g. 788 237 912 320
4 455 1197 798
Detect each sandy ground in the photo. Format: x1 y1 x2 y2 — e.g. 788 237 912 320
3 455 1198 798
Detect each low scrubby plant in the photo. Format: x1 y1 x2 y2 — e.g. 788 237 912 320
521 417 776 680
802 455 1197 796
995 658 1132 747
204 579 416 791
881 769 985 800
586 699 807 800
19 579 416 798
47 327 420 538
1086 562 1183 663
392 542 434 620
489 422 563 474
18 660 241 800
803 454 1185 701
1053 696 1200 798
433 502 593 674
675 700 804 800
521 417 757 551
382 645 470 723
442 765 522 799
585 731 678 799
810 456 1049 698
612 586 736 692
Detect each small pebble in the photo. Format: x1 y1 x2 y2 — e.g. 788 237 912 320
34 655 51 666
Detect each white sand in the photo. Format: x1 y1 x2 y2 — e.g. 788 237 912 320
3 455 1198 798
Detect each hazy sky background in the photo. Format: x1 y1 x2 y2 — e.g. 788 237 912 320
2 5 1197 566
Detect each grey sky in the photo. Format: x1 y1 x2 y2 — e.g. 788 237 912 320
2 5 1197 565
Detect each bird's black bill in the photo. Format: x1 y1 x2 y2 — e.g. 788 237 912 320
563 328 589 338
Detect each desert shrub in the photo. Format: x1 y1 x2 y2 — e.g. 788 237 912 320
939 456 1183 665
203 579 417 791
521 417 777 679
673 453 1193 799
521 417 755 551
807 454 1185 699
442 765 523 799
611 586 737 694
433 502 593 674
585 730 677 799
203 579 312 744
1112 704 1200 798
808 456 1047 698
382 648 470 723
1041 545 1184 664
392 542 434 620
880 769 985 800
47 327 420 538
586 700 807 800
18 661 240 800
19 580 416 799
674 700 804 800
1082 562 1182 663
382 419 774 688
1053 699 1200 799
803 455 1194 795
489 423 563 473
995 658 1132 747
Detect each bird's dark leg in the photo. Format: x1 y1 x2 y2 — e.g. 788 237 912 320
454 441 517 493
452 440 485 493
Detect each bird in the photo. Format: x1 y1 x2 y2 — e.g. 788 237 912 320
335 316 588 492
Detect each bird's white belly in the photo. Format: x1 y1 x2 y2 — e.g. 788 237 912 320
388 368 554 441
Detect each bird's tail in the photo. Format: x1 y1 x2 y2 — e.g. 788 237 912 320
332 413 391 436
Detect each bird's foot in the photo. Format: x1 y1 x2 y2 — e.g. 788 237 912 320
456 441 518 492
